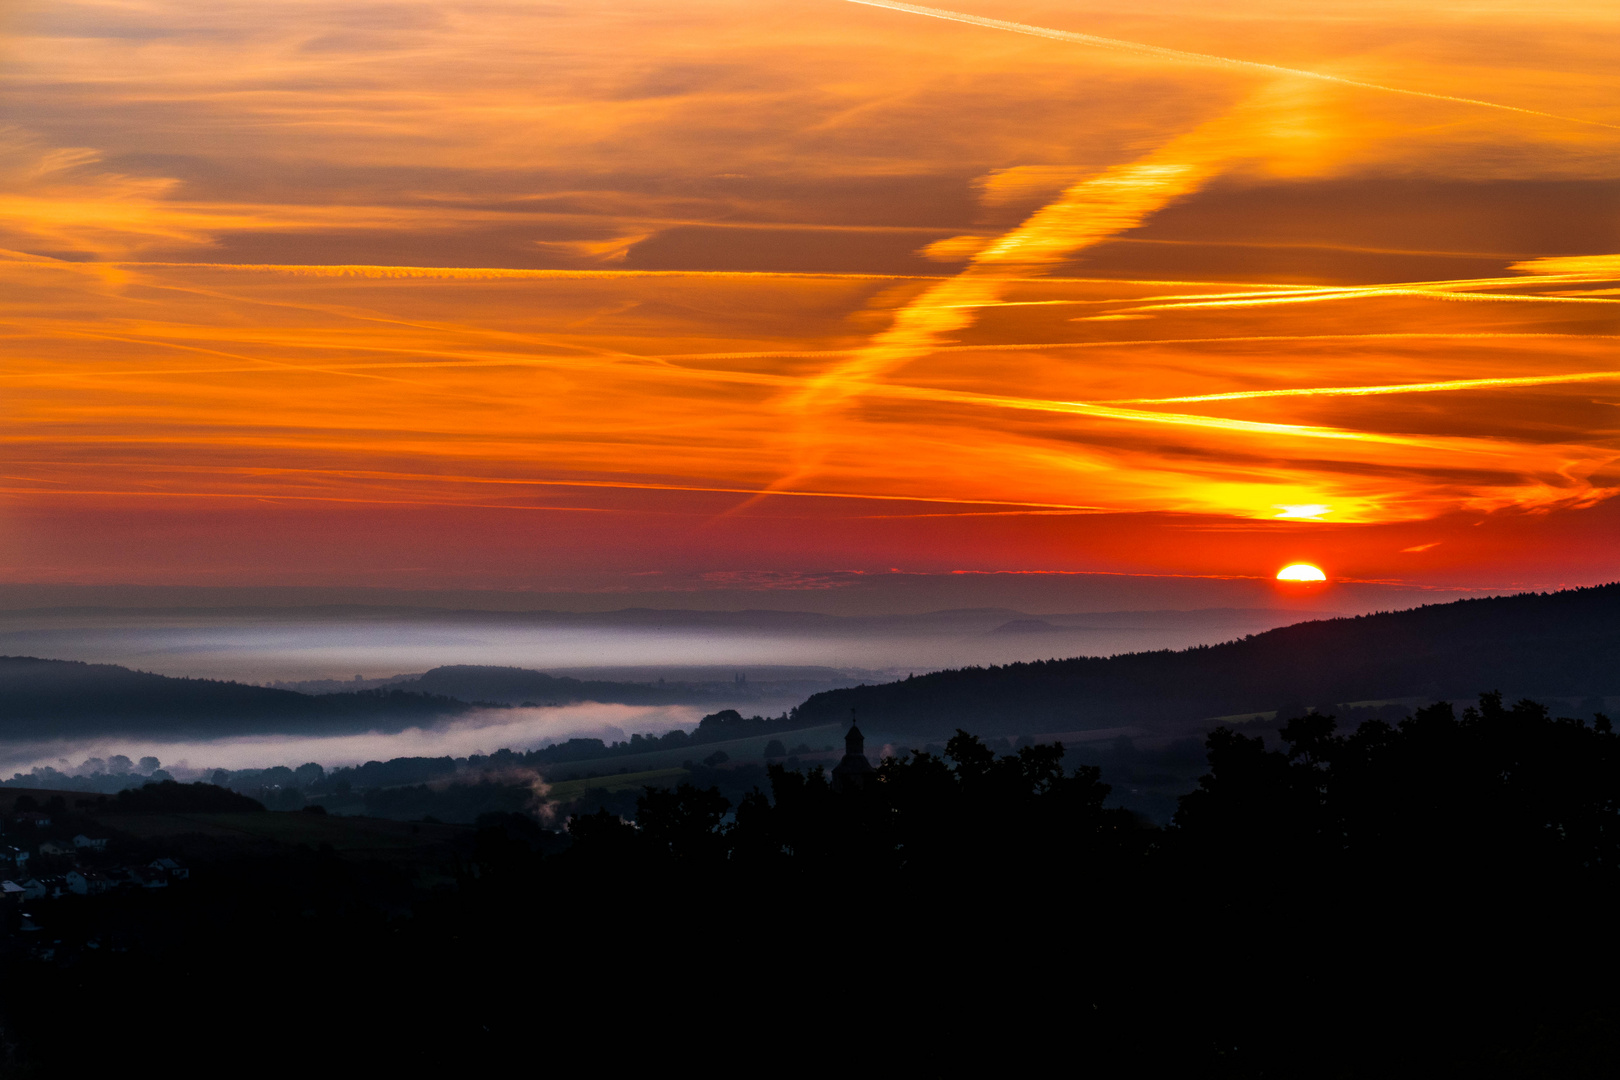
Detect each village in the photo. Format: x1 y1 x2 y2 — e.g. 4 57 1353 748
0 798 189 913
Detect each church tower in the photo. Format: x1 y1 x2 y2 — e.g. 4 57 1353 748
831 712 877 791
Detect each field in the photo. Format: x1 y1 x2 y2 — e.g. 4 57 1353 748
543 767 690 803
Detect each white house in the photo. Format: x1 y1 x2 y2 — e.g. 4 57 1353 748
65 869 112 895
72 835 108 852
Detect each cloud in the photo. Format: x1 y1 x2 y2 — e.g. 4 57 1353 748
2 0 1618 587
974 166 1091 207
1512 254 1620 277
843 0 1620 131
534 232 654 262
918 235 990 262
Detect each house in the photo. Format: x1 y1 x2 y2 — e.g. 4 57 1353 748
16 812 50 828
0 880 24 901
38 841 75 857
0 845 29 869
150 858 189 880
127 867 168 889
12 878 46 901
36 876 69 899
65 869 112 895
72 835 108 852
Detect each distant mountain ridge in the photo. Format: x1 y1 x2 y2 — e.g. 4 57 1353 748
0 656 841 739
386 665 789 706
792 585 1620 737
0 656 472 738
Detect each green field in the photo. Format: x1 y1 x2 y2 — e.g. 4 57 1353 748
543 767 690 802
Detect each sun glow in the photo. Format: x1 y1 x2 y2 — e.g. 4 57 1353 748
1276 564 1328 582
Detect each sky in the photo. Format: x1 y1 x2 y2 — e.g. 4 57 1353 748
4 0 1620 601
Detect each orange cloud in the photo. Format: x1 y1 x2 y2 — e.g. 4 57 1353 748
3 0 1619 588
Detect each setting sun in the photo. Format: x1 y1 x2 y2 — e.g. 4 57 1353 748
1277 564 1328 582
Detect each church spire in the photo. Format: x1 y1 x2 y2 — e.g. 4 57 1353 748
831 709 876 791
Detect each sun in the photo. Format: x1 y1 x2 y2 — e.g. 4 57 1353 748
1276 563 1327 582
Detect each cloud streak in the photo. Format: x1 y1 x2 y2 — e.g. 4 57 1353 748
844 0 1620 131
1114 370 1620 405
2 0 1619 587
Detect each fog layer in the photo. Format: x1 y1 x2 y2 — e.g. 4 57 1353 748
0 605 1342 683
0 702 705 779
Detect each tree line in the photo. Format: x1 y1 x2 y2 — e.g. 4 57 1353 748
6 691 1619 1075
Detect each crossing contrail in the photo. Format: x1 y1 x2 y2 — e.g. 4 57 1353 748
1111 369 1620 405
845 0 1620 131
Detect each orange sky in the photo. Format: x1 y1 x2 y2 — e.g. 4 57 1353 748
3 0 1619 596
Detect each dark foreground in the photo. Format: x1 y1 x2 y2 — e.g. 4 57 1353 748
2 692 1617 1075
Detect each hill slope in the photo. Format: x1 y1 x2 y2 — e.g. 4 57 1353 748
0 656 471 738
387 664 819 706
792 585 1620 737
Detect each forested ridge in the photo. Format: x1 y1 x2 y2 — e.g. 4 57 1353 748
0 656 471 736
794 583 1620 734
0 658 833 738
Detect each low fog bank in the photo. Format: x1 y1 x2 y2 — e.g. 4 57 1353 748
0 605 1341 685
0 702 707 784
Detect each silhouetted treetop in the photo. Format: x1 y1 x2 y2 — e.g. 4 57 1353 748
1173 692 1620 880
111 780 266 813
566 731 1138 873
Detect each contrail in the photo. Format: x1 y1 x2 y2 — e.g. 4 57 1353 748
11 462 1108 513
1111 370 1620 405
845 0 1620 131
863 383 1470 451
1115 286 1620 314
103 262 937 282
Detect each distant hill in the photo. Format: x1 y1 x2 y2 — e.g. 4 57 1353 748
0 656 471 738
385 664 819 706
396 665 683 704
792 585 1620 737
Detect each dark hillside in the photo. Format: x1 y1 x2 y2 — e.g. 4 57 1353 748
793 584 1620 736
380 663 861 707
398 665 710 705
0 656 471 737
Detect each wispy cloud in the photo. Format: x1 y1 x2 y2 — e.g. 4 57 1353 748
844 0 1620 130
2 0 1618 587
